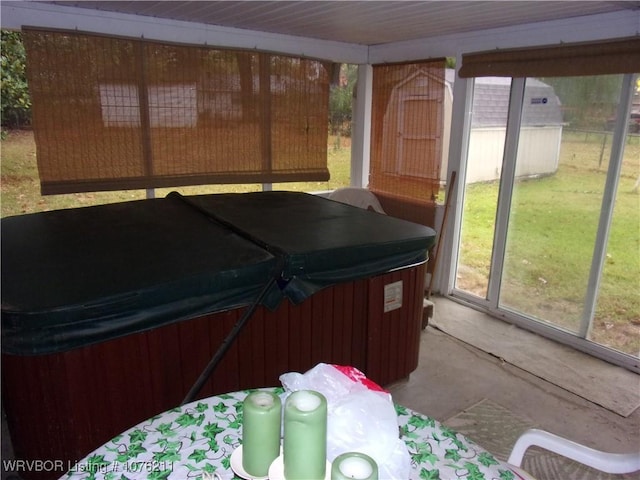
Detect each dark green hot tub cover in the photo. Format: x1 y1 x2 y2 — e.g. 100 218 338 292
2 191 436 356
175 191 436 305
1 197 278 355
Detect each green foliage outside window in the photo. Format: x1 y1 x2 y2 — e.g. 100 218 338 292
1 30 31 133
329 64 358 136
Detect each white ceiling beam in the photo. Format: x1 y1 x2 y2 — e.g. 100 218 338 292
0 1 369 64
369 10 640 64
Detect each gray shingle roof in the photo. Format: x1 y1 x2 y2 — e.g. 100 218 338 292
446 70 564 127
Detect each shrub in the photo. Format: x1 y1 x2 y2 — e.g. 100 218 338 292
1 30 31 130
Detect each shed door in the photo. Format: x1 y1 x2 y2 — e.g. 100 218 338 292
397 94 441 177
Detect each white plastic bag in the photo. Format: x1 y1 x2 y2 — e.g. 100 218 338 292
279 363 410 480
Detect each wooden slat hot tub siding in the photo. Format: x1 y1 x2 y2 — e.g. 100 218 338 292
2 264 425 480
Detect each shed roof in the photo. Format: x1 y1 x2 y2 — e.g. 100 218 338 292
446 70 564 128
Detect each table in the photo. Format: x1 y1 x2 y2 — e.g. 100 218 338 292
61 388 522 480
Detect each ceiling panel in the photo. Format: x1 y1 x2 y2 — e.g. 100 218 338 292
49 1 639 45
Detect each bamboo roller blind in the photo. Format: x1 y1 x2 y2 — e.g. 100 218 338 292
460 37 640 78
369 60 445 204
23 29 330 195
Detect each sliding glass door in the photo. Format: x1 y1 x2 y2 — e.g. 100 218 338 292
454 73 639 369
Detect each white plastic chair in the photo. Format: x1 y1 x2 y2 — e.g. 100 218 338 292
508 428 640 476
327 187 386 214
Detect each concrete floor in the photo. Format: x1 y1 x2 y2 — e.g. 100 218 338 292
389 298 640 457
2 298 639 479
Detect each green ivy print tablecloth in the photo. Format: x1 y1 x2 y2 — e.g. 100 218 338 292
63 388 519 480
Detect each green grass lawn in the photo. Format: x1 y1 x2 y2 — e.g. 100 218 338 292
0 130 351 216
458 130 640 356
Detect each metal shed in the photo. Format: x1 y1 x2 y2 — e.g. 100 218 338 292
441 70 564 183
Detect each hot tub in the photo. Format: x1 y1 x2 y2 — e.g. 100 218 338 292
2 191 435 479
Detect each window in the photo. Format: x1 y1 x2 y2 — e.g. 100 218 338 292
23 29 330 194
454 38 640 369
369 60 445 204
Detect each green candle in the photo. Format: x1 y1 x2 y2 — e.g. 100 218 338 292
283 390 328 480
242 390 282 477
331 453 378 480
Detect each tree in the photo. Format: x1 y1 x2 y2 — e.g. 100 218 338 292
541 75 622 130
329 64 357 136
1 30 31 129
